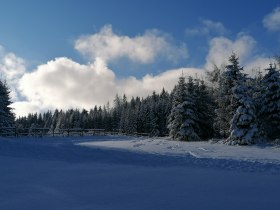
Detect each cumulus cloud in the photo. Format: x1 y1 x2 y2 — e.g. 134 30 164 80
204 34 257 70
75 25 188 64
186 19 228 36
3 24 274 117
17 57 116 111
0 46 26 100
204 34 275 76
13 56 203 117
263 7 280 31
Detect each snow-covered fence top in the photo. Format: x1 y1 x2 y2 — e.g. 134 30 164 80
0 127 164 138
0 127 106 137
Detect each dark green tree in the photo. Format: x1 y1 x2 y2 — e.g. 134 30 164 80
214 53 244 137
259 64 280 140
0 80 15 133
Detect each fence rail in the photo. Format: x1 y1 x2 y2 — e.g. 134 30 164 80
0 127 167 138
0 127 106 137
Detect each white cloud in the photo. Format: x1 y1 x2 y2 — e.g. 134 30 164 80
205 34 257 70
2 25 274 117
245 57 272 75
13 55 204 117
186 19 228 36
0 46 26 100
204 34 275 76
17 57 116 112
10 101 43 118
116 67 205 98
75 25 188 64
263 7 280 31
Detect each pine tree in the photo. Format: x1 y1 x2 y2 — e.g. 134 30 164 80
259 64 280 140
168 76 200 141
194 79 215 139
125 99 137 134
214 53 243 137
119 94 128 133
149 92 160 136
0 80 15 133
227 76 257 145
158 88 171 136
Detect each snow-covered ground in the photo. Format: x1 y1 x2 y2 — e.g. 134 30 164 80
1 136 280 210
80 137 280 165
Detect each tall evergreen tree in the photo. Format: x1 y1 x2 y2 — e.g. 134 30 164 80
194 79 215 139
227 76 257 145
168 76 200 141
214 53 243 137
158 89 171 136
259 64 280 140
0 80 15 133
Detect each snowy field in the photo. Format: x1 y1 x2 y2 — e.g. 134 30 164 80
1 136 280 210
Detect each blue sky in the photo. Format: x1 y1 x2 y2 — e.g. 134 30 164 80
0 0 279 116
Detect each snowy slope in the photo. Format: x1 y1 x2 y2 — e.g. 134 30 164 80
1 136 280 210
79 137 280 165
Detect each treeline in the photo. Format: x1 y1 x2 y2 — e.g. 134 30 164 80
3 53 280 144
16 90 172 136
15 79 214 137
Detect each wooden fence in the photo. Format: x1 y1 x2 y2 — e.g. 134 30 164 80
0 127 106 137
0 127 164 138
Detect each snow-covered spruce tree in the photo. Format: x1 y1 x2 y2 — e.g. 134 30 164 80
167 76 200 141
0 80 15 133
158 88 171 136
124 97 138 134
214 53 243 137
259 64 280 140
194 79 215 139
227 76 258 145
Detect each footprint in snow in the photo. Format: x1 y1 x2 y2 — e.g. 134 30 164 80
133 143 145 147
167 145 179 150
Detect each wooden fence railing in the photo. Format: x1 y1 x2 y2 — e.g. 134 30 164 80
0 127 106 137
0 127 166 138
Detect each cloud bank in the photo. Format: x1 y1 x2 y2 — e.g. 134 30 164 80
12 56 203 117
0 23 274 117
